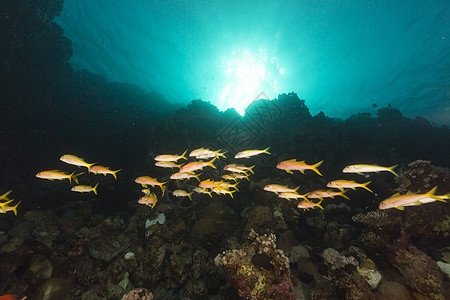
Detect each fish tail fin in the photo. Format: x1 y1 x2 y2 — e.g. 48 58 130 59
208 157 217 169
389 164 399 177
181 149 188 160
247 165 255 174
87 162 96 172
0 190 12 200
301 193 309 201
363 181 373 193
151 198 158 209
160 183 167 196
341 190 350 200
426 186 447 202
0 199 14 213
233 183 239 191
263 147 271 155
312 160 324 176
72 172 84 184
229 190 235 198
11 200 22 216
317 200 324 210
217 149 227 159
112 169 122 180
188 192 193 202
93 183 99 195
194 174 201 182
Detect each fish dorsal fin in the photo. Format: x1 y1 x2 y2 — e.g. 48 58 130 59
286 159 297 162
392 192 400 197
406 191 415 195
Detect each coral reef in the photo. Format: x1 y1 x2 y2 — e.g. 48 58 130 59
394 249 445 300
215 229 294 299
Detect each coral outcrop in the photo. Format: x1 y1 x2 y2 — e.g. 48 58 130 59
215 229 294 299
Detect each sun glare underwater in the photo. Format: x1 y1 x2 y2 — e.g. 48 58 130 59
56 0 450 123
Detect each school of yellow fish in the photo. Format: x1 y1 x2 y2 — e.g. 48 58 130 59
1 147 448 216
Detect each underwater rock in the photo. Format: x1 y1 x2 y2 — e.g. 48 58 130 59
81 290 107 300
323 222 352 251
121 288 153 300
322 248 358 271
34 277 70 300
396 160 449 194
180 280 208 299
28 254 53 279
276 230 300 252
296 258 318 284
356 258 382 289
145 213 165 228
394 249 444 300
87 231 129 261
286 245 310 264
124 252 136 261
243 205 275 232
436 261 450 279
215 229 294 299
375 281 414 300
0 236 25 253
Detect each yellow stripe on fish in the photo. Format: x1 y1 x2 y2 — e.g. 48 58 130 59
379 186 446 210
60 154 96 172
36 170 83 184
276 160 323 176
342 164 398 176
327 180 373 193
154 149 188 162
71 183 99 195
235 147 271 159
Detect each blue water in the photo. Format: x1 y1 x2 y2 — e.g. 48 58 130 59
56 0 450 124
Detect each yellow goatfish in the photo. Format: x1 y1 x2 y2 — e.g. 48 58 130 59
342 164 398 177
225 164 255 174
222 173 250 181
235 147 271 159
135 176 167 195
138 194 158 209
278 192 309 201
276 160 323 176
170 172 201 181
0 200 22 216
90 166 121 179
155 161 183 169
179 158 216 173
194 187 213 197
297 200 324 211
223 165 249 174
0 190 12 201
0 199 14 213
141 188 151 196
327 180 373 193
199 179 222 189
154 150 187 162
36 170 83 184
173 190 193 201
264 184 300 194
307 189 350 200
60 154 96 172
189 148 227 159
219 181 239 191
71 183 99 195
379 186 447 210
212 187 236 198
